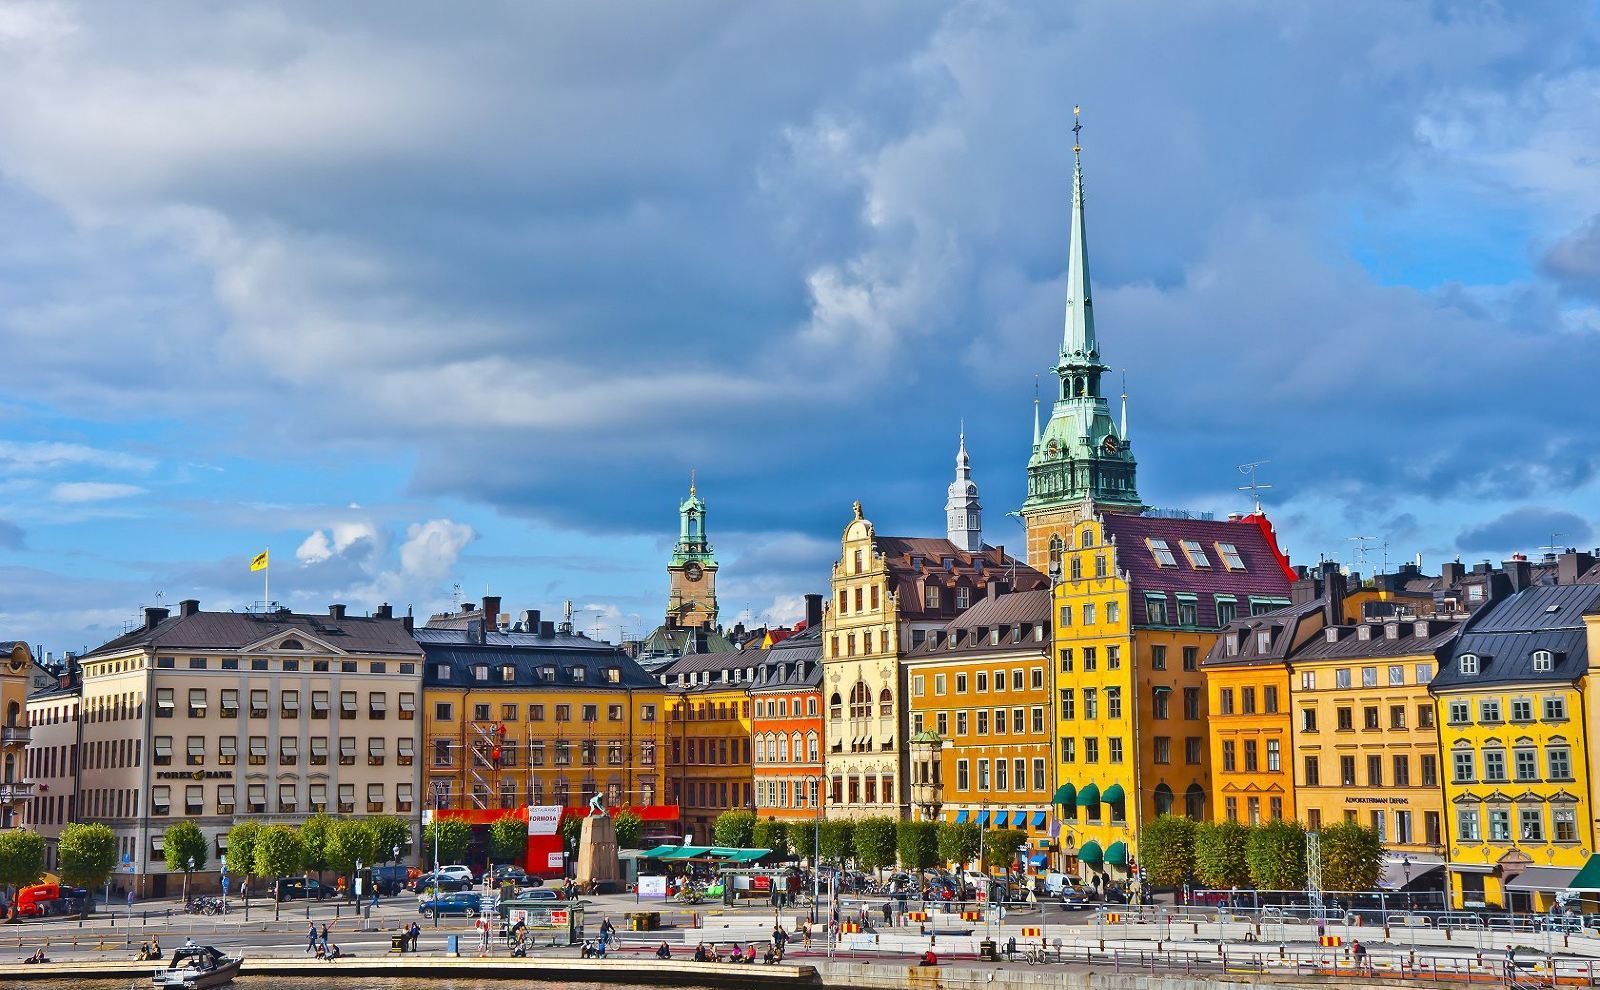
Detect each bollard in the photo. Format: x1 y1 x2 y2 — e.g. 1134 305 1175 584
1383 925 1390 939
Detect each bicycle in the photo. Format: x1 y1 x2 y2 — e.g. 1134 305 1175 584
1024 944 1050 966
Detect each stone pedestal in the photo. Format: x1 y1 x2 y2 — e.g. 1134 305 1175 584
576 814 620 890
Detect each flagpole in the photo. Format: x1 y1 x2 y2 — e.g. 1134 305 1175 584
264 546 270 607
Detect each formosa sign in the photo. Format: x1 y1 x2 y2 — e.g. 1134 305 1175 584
527 804 563 836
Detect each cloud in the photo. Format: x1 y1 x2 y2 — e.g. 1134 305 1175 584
295 520 381 564
1457 507 1593 554
0 517 23 549
49 481 147 502
1544 213 1600 297
0 441 154 475
397 519 475 582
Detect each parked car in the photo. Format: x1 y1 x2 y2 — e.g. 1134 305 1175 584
275 878 338 902
511 886 569 902
487 865 528 885
370 864 411 897
410 872 469 894
419 892 483 919
436 864 474 882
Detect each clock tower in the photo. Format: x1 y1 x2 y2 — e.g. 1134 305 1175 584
665 478 719 629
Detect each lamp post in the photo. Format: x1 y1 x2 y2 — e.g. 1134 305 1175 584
183 856 195 909
809 773 824 925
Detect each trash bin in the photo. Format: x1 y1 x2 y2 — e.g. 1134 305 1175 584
390 933 407 953
446 935 460 957
979 939 998 961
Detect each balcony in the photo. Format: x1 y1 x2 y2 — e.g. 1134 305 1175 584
2 725 31 746
0 782 34 803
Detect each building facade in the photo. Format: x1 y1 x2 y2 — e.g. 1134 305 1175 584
638 483 734 666
751 604 825 823
71 602 424 894
22 672 79 869
2 640 34 830
659 650 756 842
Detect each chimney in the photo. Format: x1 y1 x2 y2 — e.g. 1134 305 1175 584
1321 560 1346 627
375 603 394 620
1505 557 1533 592
1441 561 1464 587
460 602 473 613
1558 551 1596 585
328 603 346 620
539 621 555 639
143 606 169 630
467 619 486 645
523 610 541 633
402 614 414 633
804 594 823 630
179 599 201 617
481 596 501 629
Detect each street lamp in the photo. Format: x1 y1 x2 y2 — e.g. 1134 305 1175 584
183 856 195 908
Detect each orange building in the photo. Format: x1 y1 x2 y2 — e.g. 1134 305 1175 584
661 651 755 842
751 606 824 822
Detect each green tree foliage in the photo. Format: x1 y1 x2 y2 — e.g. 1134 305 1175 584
612 811 644 850
560 815 583 853
370 816 413 863
853 816 899 872
1246 819 1307 891
252 824 304 920
298 812 334 878
817 819 855 865
1319 820 1384 892
423 818 473 867
713 810 757 848
896 821 940 872
0 829 46 890
326 819 380 880
751 818 789 858
489 815 529 862
937 821 981 868
164 820 209 874
788 821 818 862
1138 814 1198 887
981 828 1030 870
225 821 261 884
56 822 118 893
1193 820 1251 889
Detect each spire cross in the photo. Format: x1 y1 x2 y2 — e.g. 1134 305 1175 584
1072 104 1082 156
689 468 696 496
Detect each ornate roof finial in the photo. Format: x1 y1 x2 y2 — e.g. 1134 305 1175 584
1060 104 1096 362
1032 375 1041 448
1119 369 1128 441
689 467 696 496
1072 104 1082 159
852 500 863 521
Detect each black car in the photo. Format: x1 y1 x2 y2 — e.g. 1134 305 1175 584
487 865 528 884
410 872 469 894
275 878 338 901
419 892 483 918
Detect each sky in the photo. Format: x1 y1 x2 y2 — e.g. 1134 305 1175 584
2 1 1600 655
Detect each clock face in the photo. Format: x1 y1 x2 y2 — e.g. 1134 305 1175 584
684 562 703 582
1101 435 1119 455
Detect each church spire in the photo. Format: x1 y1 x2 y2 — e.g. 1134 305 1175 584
946 424 982 552
1060 105 1096 366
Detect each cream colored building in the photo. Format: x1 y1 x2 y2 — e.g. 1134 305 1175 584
22 675 79 869
2 640 35 830
74 601 424 896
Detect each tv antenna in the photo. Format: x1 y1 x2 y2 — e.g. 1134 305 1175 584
1539 534 1566 559
1237 460 1273 513
1347 536 1380 574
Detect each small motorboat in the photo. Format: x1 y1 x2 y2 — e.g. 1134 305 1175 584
151 942 242 990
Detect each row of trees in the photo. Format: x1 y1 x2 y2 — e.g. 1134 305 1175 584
709 811 1030 872
1138 816 1385 892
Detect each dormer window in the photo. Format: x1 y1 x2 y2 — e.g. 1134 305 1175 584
569 666 586 682
1181 540 1210 568
1532 650 1554 673
537 665 557 682
604 667 621 683
1148 539 1179 567
1216 543 1246 570
1459 653 1480 675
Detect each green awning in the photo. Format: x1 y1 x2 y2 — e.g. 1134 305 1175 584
1077 839 1104 864
1101 783 1126 804
643 844 711 860
1075 783 1101 807
724 849 770 863
1050 783 1076 806
1104 840 1128 866
1569 854 1600 892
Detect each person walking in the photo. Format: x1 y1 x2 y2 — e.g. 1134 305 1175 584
306 923 318 954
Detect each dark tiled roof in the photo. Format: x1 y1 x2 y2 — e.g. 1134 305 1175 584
751 624 824 691
1293 617 1463 662
658 649 761 679
416 627 657 690
868 537 1047 620
1429 584 1600 691
1203 598 1324 668
1101 513 1294 627
907 589 1052 657
84 609 423 659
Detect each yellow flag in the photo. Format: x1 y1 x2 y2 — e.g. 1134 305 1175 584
250 550 269 572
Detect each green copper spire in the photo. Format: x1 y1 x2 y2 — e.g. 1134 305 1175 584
671 472 717 566
1023 107 1142 516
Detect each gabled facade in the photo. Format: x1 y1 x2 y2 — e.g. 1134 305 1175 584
659 650 757 841
1 640 34 830
750 604 825 823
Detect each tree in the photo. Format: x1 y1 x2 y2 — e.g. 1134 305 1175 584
612 811 644 851
1246 819 1307 891
712 810 756 848
1319 820 1384 892
751 819 789 858
937 821 981 869
225 821 261 891
1138 814 1198 888
489 814 528 862
253 824 305 921
57 823 118 904
560 816 583 855
164 820 209 876
326 819 380 899
854 817 898 873
896 821 940 873
817 820 855 865
299 812 334 881
423 817 472 868
1194 820 1251 889
0 829 46 895
789 821 818 863
981 828 1030 870
370 815 413 864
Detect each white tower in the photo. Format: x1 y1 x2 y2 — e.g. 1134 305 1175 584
946 427 983 552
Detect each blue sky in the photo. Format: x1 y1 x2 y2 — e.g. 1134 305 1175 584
2 1 1600 653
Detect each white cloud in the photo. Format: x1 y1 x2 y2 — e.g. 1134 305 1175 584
49 480 146 502
295 520 380 564
0 440 154 474
397 519 475 581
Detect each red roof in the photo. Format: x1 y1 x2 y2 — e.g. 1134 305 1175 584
869 537 1048 619
1099 512 1294 627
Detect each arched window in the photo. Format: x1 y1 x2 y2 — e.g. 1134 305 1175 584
1184 783 1206 820
1048 534 1064 577
1153 783 1174 816
849 682 871 719
829 692 843 720
4 701 18 727
778 734 789 762
278 638 303 650
879 688 893 717
1532 650 1554 673
1459 653 1480 675
806 731 819 761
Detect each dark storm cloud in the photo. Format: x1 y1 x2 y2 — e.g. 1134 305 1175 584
0 519 24 550
1544 213 1600 297
1457 507 1593 554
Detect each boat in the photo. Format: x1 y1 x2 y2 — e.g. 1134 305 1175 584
151 943 243 990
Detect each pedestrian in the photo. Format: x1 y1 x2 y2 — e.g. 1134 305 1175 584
802 918 812 948
1505 946 1517 978
882 900 892 925
320 922 330 945
306 923 318 954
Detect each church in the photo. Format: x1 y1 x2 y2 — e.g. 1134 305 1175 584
634 480 734 668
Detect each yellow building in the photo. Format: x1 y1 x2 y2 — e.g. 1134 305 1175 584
659 651 755 841
1433 580 1600 911
1054 512 1292 879
904 589 1055 852
1 640 33 830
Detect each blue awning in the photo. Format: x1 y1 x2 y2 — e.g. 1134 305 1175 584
1011 810 1028 827
1030 812 1046 828
976 810 991 826
954 810 970 824
1029 853 1048 867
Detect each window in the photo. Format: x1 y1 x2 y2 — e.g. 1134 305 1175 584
1264 685 1279 713
1265 739 1280 771
1181 540 1210 567
187 688 207 717
1083 603 1096 625
1216 599 1237 625
1336 707 1353 730
340 691 357 716
1108 737 1123 763
1177 600 1198 626
1244 740 1259 771
1514 748 1538 781
1390 705 1407 729
1222 740 1236 771
1420 754 1437 786
1511 699 1533 722
1549 745 1572 780
1520 808 1544 842
1483 748 1507 782
1217 543 1245 569
1241 687 1256 714
1148 539 1179 567
1183 647 1198 671
1419 705 1435 728
1301 708 1318 732
1304 755 1320 786
1362 667 1378 687
219 736 237 766
1082 647 1097 671
1218 689 1234 715
1083 689 1098 719
1532 650 1554 673
1545 696 1568 720
220 690 239 718
1145 595 1168 625
1151 645 1167 670
1457 809 1480 841
1059 689 1075 719
1336 668 1351 689
1452 750 1475 783
1106 688 1122 719
156 688 174 717
1084 737 1099 762
339 737 356 766
1555 807 1578 842
1448 700 1470 725
1392 755 1409 786
1153 689 1170 719
154 736 173 766
249 736 268 766
1184 687 1200 719
1154 737 1171 763
1480 699 1502 723
1458 653 1479 675
1340 756 1356 786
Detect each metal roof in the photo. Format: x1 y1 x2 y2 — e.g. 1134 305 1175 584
84 609 423 659
1430 583 1600 691
417 630 657 690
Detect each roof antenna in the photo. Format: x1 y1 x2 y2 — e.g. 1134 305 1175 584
1236 460 1272 513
